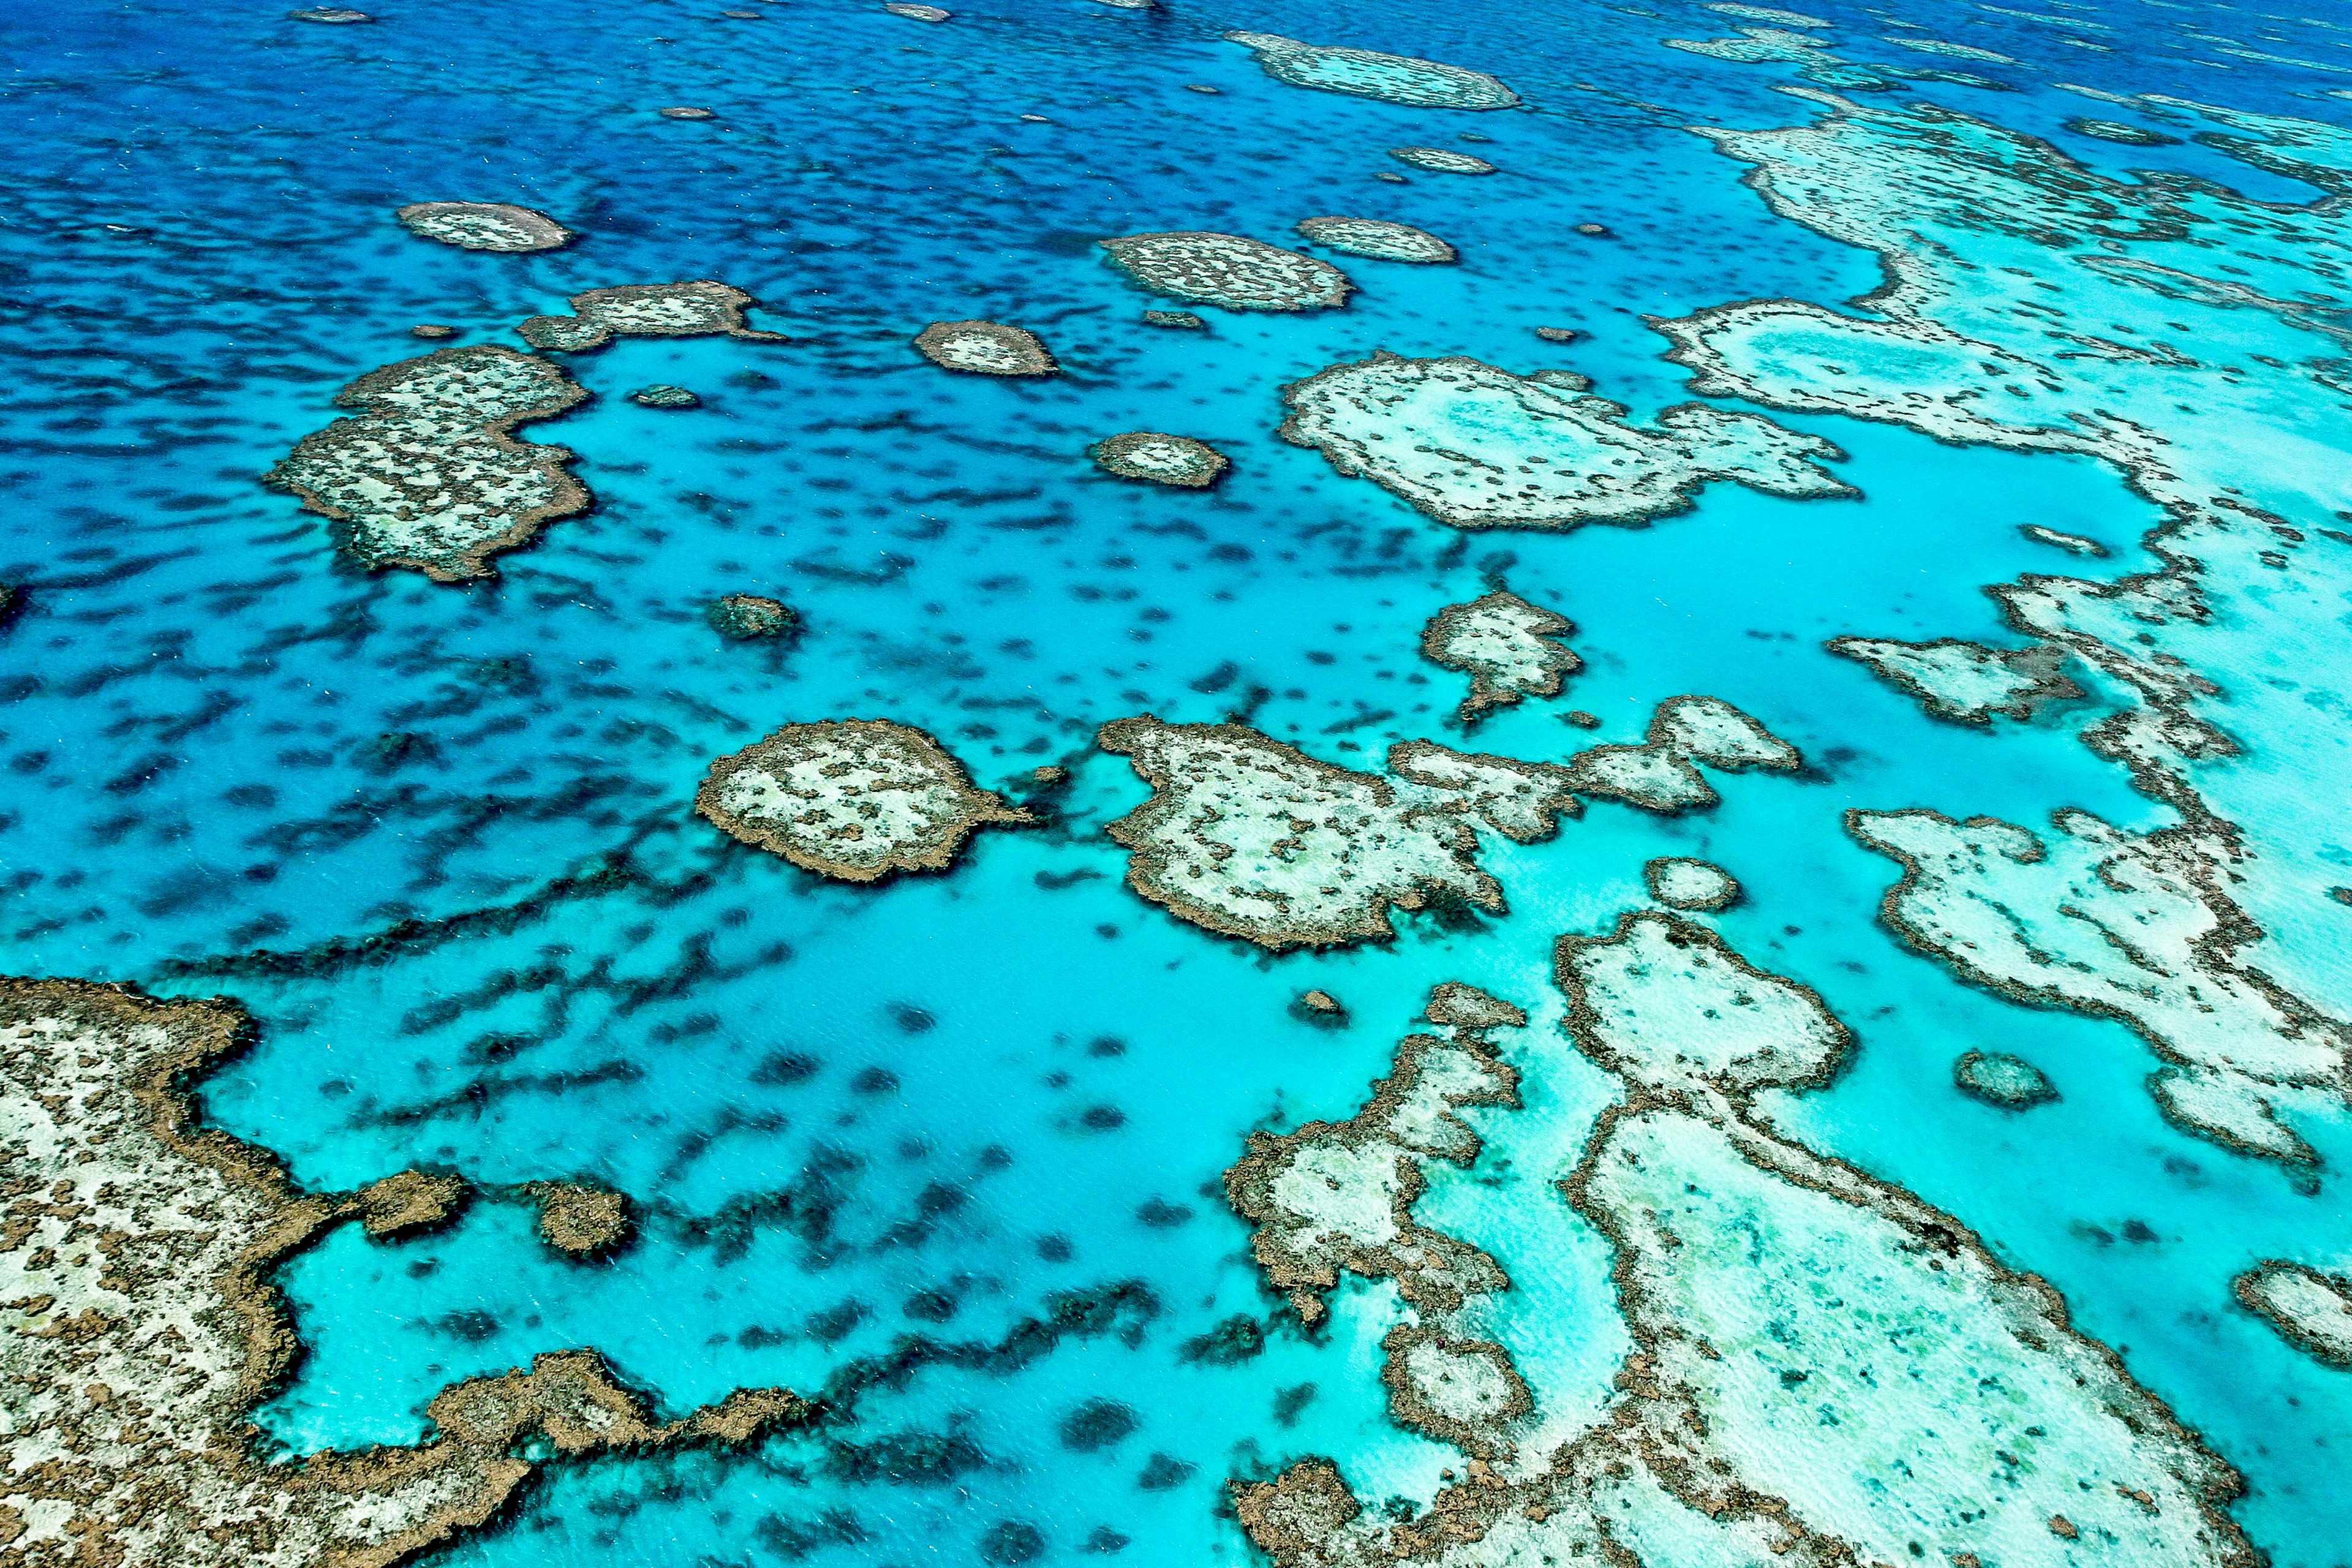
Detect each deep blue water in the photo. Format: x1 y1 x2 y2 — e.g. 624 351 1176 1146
6 0 2352 1563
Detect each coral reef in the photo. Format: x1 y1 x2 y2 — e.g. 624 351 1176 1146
1565 695 1802 813
1417 588 1580 724
2066 117 2179 147
0 979 804 1568
707 593 796 639
393 202 571 252
1278 352 1853 531
696 718 1030 883
1098 718 1581 949
1953 1049 2059 1109
527 1182 634 1257
264 344 588 582
1231 916 2255 1568
1221 32 1519 110
1100 232 1352 312
630 383 699 407
912 319 1057 376
518 281 786 353
1828 635 2081 724
1294 217 1454 264
1090 432 1227 488
1387 147 1496 175
2234 1262 2352 1368
1141 309 1205 329
885 3 950 20
1643 856 1738 911
1850 808 2348 1165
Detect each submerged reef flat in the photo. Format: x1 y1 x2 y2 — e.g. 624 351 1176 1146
1098 718 1581 949
629 383 699 407
1850 808 2350 1165
696 718 1030 883
1090 432 1228 488
1565 695 1802 813
1643 855 1739 911
707 592 796 639
1294 217 1455 264
2067 116 2180 146
1233 914 2255 1568
517 281 786 352
912 318 1057 375
1828 635 2082 724
264 344 587 582
1278 352 1852 532
1220 32 1518 110
1954 1049 2059 1109
1419 587 1580 724
394 201 571 251
1387 147 1496 175
1099 232 1352 312
0 979 803 1568
2234 1262 2352 1368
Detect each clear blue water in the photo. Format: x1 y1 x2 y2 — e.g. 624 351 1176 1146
7 0 2352 1562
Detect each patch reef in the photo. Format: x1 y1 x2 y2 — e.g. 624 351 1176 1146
1221 32 1520 110
1090 432 1228 488
1294 218 1456 264
1828 635 2081 724
696 718 1030 883
1643 856 1740 911
1231 916 2255 1568
518 281 786 352
265 345 587 582
1564 695 1803 813
912 319 1057 375
0 979 802 1568
1101 232 1354 312
393 202 571 252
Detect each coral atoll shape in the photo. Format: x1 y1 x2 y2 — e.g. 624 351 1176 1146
0 979 802 1568
1100 232 1353 312
1231 914 2256 1568
1221 31 1518 110
696 718 1030 883
1294 217 1455 264
1828 635 2081 723
265 344 588 582
1278 351 1853 531
394 201 571 252
913 318 1057 375
1850 807 2348 1164
2234 1261 2352 1368
1090 431 1228 488
1419 587 1580 724
1098 718 1580 949
518 281 786 352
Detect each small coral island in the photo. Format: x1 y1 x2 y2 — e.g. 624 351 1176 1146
913 318 1057 375
1419 587 1581 723
696 718 1029 883
1295 217 1456 264
1564 695 1802 812
1828 634 2080 723
1101 232 1353 312
1222 31 1520 110
265 344 588 582
1091 432 1228 488
0 979 802 1568
518 281 787 352
394 201 571 252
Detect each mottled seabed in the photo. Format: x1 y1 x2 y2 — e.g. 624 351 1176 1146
5 0 2352 1566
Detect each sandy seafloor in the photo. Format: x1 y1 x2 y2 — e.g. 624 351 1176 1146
6 0 2352 1562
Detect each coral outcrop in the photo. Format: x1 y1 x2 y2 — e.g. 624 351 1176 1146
394 202 571 252
1221 32 1519 110
518 281 786 353
1090 432 1227 488
912 319 1057 375
1419 587 1580 725
1294 217 1455 264
1101 232 1352 312
1565 695 1802 813
1828 635 2081 723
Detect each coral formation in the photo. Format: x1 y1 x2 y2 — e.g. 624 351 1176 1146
696 719 1030 883
707 593 796 639
1850 808 2348 1165
1141 309 1205 329
2066 117 2179 146
527 1182 634 1257
885 3 949 19
355 1169 469 1238
1231 916 2256 1568
1387 147 1496 175
1417 588 1580 724
1221 32 1519 110
264 344 588 582
1828 635 2081 724
1278 352 1852 531
288 7 370 21
1294 217 1455 264
517 281 786 353
630 383 699 407
1565 695 1802 813
1098 718 1581 949
1090 432 1227 488
912 319 1057 376
1100 232 1352 312
2234 1262 2352 1368
1643 856 1738 911
393 202 571 252
0 979 804 1568
1953 1050 2059 1109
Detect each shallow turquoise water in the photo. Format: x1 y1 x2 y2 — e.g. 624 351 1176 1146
7 0 2352 1562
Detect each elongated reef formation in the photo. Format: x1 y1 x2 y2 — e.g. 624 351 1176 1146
394 202 571 252
1221 32 1519 110
913 319 1057 375
1388 147 1496 174
1091 432 1227 488
1294 217 1455 264
1829 635 2081 724
697 718 1030 883
518 281 787 352
1101 232 1353 312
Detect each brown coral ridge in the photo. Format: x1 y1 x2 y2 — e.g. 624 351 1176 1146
696 718 1031 884
517 281 788 353
1418 587 1581 725
263 344 589 582
0 978 806 1568
1231 914 2255 1568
